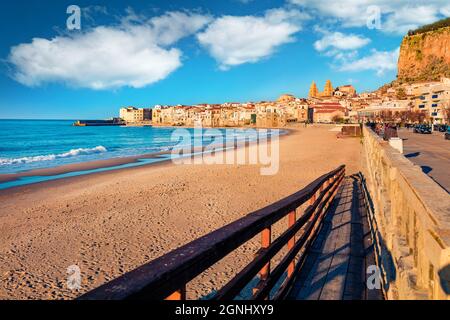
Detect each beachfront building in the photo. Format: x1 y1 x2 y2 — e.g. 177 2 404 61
172 106 192 125
149 93 309 128
254 102 286 127
152 105 175 125
256 111 285 128
357 99 411 121
310 101 346 123
120 107 152 123
280 99 309 123
238 105 257 125
151 105 163 124
411 78 450 124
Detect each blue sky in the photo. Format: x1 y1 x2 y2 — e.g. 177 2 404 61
0 0 449 119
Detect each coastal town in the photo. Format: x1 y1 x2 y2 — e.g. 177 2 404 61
118 77 450 128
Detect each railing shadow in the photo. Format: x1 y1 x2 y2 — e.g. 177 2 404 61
421 165 433 174
438 265 450 295
285 183 347 299
356 172 396 297
405 152 420 158
289 176 385 300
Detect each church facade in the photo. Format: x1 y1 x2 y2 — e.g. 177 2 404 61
308 80 334 98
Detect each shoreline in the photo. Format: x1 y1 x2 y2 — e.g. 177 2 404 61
0 124 361 299
0 128 292 191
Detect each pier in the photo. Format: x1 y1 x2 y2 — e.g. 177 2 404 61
73 118 125 126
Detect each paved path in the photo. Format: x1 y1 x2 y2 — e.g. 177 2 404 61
398 129 450 193
288 176 383 300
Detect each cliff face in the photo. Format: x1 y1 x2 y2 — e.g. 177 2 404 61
397 26 450 83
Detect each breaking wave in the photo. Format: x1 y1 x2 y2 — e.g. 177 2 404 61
0 146 107 165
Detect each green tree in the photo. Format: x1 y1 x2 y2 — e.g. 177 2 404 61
396 87 407 100
331 115 344 123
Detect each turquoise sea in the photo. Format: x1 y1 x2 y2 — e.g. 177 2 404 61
0 120 283 189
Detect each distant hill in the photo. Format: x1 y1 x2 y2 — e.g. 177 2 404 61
397 18 450 83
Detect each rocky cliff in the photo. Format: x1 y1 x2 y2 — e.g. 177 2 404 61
397 25 450 83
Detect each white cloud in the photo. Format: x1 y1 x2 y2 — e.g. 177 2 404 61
197 9 308 69
441 5 450 16
313 30 371 74
290 0 448 34
8 11 211 90
383 5 441 35
338 48 399 76
148 11 213 46
314 32 370 52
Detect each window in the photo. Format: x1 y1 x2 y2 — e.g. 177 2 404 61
418 105 425 108
432 104 438 107
432 94 438 99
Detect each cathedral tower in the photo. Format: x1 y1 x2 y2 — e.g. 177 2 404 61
323 80 333 97
308 81 319 98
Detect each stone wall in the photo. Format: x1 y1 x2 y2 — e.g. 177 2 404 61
362 126 450 299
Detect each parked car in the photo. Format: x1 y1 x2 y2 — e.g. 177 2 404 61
413 124 432 134
445 126 450 140
437 124 448 132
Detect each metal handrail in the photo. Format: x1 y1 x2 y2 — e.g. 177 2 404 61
78 165 345 300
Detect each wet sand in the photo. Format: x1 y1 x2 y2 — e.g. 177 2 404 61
0 125 361 299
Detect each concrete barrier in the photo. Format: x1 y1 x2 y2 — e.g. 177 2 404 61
362 125 450 300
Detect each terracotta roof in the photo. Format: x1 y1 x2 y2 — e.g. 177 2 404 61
312 102 345 111
313 102 344 106
315 109 344 114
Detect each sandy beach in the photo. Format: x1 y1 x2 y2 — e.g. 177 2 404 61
0 125 361 299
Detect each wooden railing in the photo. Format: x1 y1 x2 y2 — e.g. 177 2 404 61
78 165 346 300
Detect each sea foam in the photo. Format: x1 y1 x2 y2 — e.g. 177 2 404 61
0 146 107 165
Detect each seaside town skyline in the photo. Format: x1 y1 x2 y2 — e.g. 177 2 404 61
3 0 449 119
111 76 450 128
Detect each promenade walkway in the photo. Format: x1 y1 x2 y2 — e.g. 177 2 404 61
288 176 383 300
79 169 389 301
78 125 450 300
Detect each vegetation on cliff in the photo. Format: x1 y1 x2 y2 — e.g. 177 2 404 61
407 17 450 36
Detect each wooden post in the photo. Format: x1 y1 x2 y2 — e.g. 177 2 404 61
309 192 316 206
253 227 272 298
324 178 329 190
287 210 296 277
166 286 186 300
259 227 271 280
